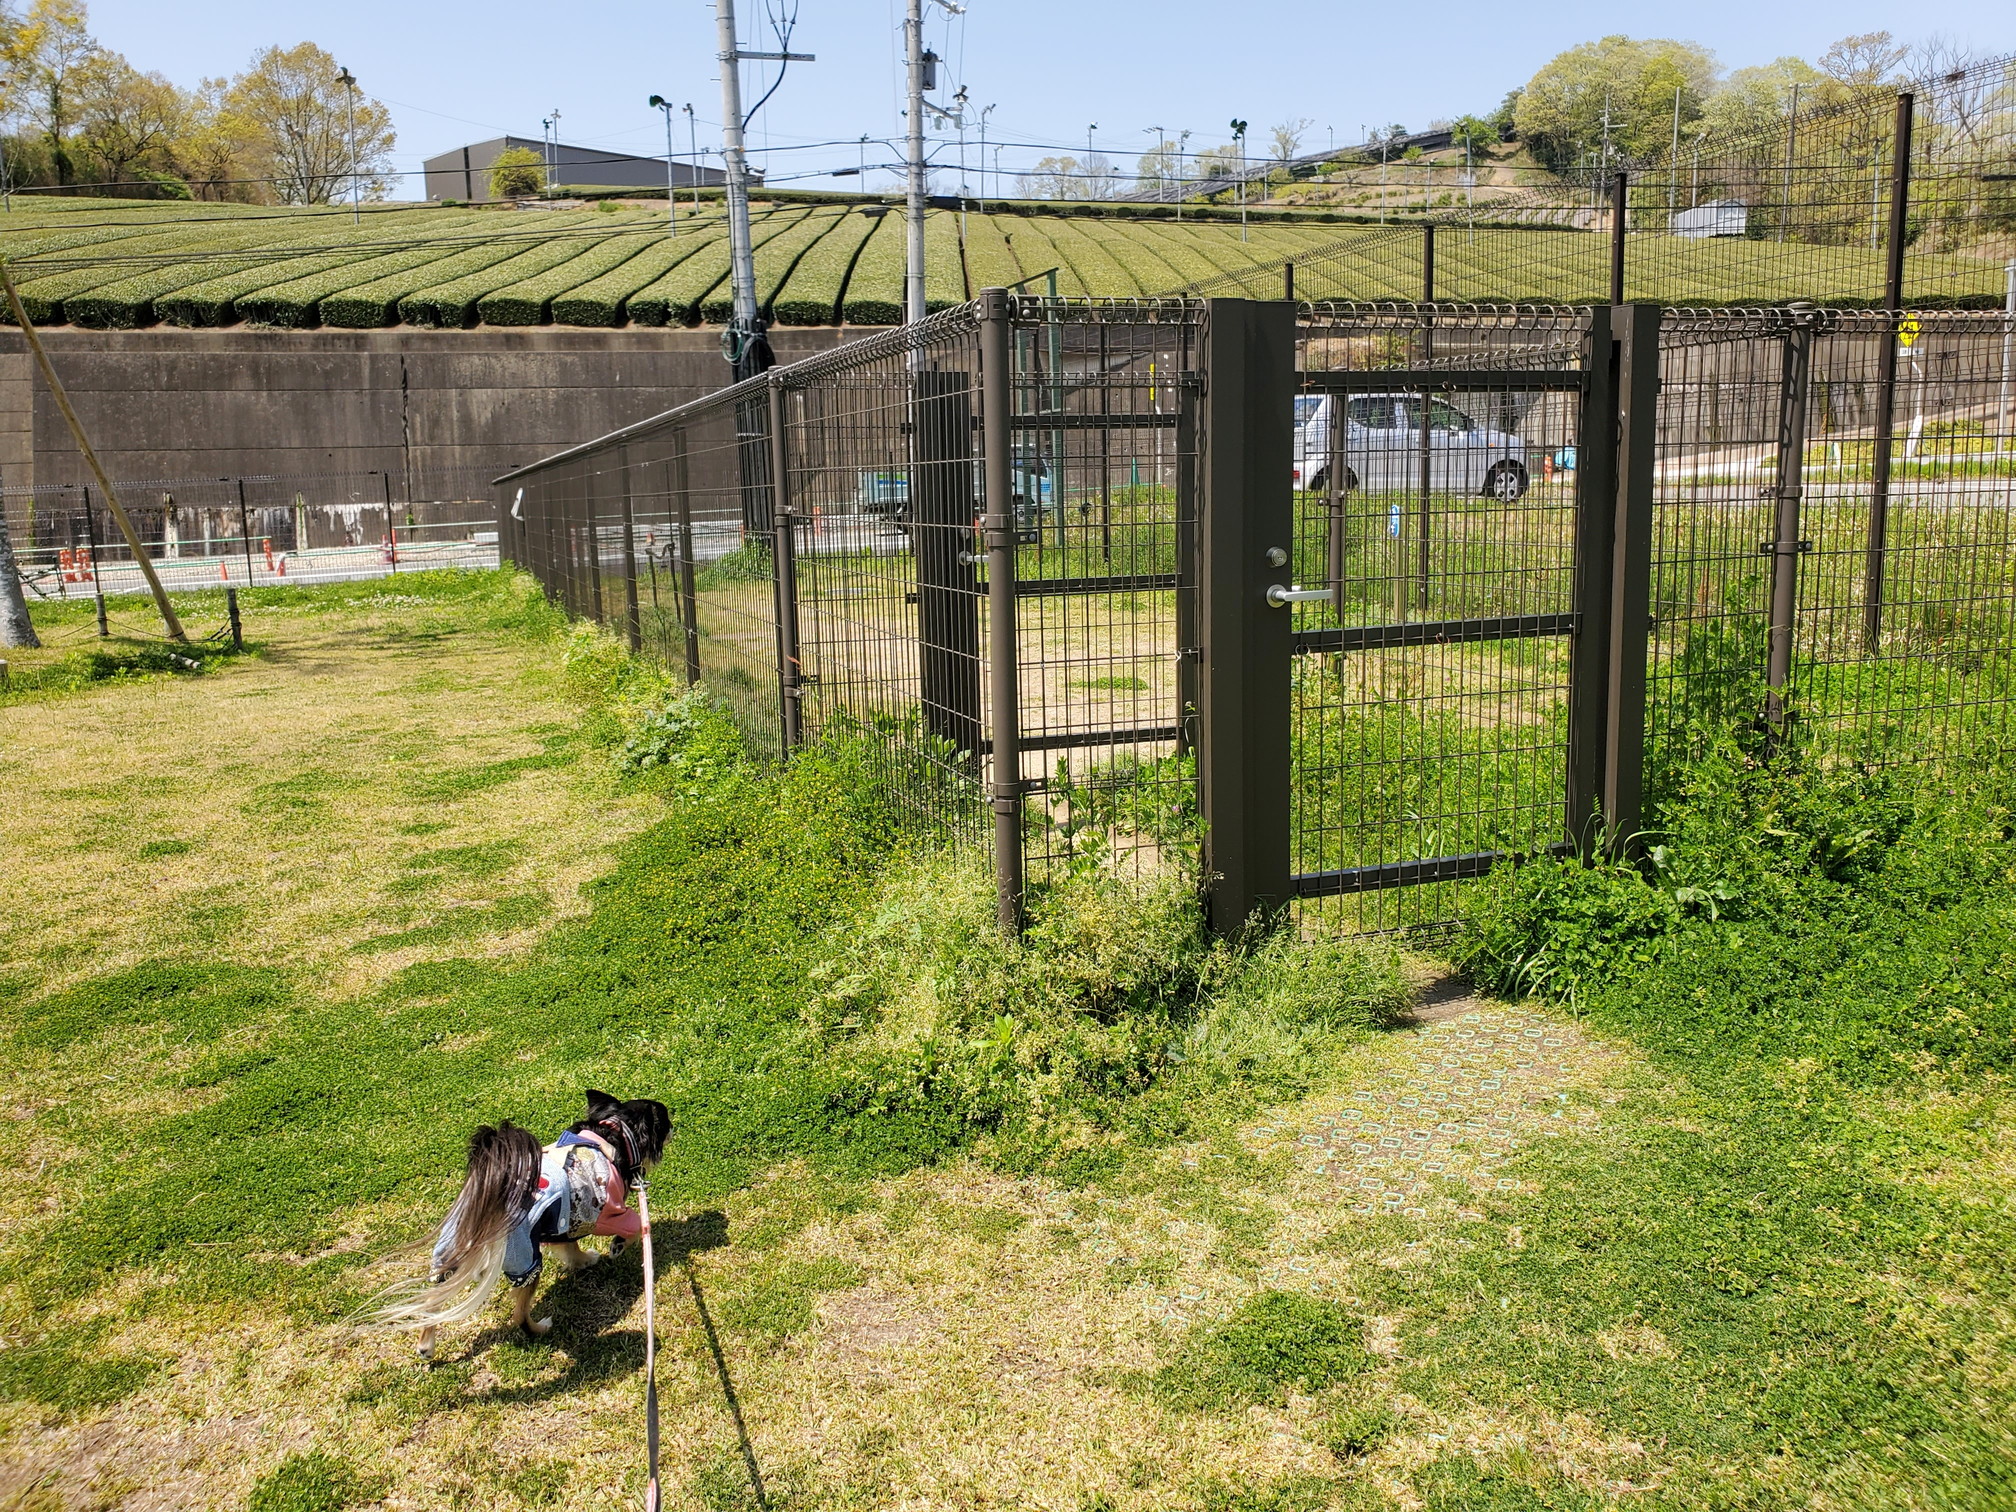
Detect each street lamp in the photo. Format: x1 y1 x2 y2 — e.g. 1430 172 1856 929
648 96 679 236
1087 122 1098 200
336 66 359 222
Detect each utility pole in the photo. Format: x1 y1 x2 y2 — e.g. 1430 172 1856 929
337 66 359 223
1087 122 1098 199
1779 83 1801 242
716 0 812 375
904 0 929 326
649 96 679 235
978 106 993 202
1669 87 1682 218
1145 125 1164 204
1177 129 1191 220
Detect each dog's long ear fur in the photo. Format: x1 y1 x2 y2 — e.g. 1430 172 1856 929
367 1121 541 1331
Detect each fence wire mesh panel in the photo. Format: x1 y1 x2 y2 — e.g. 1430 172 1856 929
3 466 499 600
1647 309 2016 803
1172 54 2016 313
499 300 1203 863
1288 305 1594 934
1006 300 1200 889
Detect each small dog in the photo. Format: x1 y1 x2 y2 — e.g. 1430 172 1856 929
373 1089 671 1356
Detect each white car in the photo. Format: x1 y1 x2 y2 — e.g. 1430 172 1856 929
1292 393 1530 502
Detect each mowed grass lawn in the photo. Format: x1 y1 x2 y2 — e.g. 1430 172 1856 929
1 572 2013 1512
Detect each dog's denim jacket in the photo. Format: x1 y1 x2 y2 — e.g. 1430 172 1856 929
434 1130 640 1287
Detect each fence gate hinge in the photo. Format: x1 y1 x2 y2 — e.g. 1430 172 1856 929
1757 539 1814 555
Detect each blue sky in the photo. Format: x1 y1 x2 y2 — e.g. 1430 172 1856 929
89 0 2013 196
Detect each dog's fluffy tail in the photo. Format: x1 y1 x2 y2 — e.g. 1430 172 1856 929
367 1121 541 1331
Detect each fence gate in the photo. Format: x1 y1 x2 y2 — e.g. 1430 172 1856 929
1197 300 1659 935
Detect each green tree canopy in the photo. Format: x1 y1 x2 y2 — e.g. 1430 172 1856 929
1514 35 1719 172
488 145 545 199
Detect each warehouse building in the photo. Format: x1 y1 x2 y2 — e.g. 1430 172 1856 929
422 137 735 202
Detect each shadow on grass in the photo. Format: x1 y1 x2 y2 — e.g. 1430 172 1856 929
450 1209 771 1507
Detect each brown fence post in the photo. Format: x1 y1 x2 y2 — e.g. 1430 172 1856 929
1176 385 1201 755
1610 172 1629 306
1863 90 1914 652
1566 306 1617 851
1765 304 1817 738
617 443 642 652
912 367 983 757
1198 298 1296 935
979 288 1025 934
381 469 399 575
583 465 604 621
1602 303 1659 853
674 438 702 686
768 379 803 751
236 478 256 586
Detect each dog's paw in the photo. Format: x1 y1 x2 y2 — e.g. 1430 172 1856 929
525 1316 553 1337
415 1339 434 1361
608 1236 629 1260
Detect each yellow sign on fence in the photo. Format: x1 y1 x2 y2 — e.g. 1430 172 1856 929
1898 316 1921 348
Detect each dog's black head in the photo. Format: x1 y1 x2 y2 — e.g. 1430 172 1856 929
574 1088 671 1181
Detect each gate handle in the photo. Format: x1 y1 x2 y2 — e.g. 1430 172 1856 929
1267 584 1332 607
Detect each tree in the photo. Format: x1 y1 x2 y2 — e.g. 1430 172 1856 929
0 502 39 649
488 145 544 199
1819 31 1908 88
1269 117 1312 166
1514 35 1720 172
5 0 99 186
1135 139 1180 196
176 77 260 201
1449 114 1499 156
1193 142 1245 182
1015 154 1081 199
1698 56 1824 147
224 42 393 205
74 52 188 188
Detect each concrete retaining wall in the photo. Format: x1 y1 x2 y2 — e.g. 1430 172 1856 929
0 326 868 496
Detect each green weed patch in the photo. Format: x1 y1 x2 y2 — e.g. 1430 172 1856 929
1154 1290 1373 1410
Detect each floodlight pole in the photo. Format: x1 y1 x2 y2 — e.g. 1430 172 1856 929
649 96 678 236
337 66 359 223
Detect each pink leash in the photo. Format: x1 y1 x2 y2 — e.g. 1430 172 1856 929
637 1178 660 1512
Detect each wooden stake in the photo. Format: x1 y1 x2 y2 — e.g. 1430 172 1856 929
0 260 186 641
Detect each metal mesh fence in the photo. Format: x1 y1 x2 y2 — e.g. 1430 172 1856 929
4 466 499 601
1177 55 2016 313
498 297 1202 878
1288 305 1592 933
502 292 2016 939
1647 308 2016 804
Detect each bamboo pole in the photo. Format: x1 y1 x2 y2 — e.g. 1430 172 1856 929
0 259 186 640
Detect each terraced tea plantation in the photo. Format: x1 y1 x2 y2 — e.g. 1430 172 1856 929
0 197 2005 332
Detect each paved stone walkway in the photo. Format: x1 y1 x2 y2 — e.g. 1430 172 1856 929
1035 998 1625 1328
